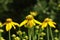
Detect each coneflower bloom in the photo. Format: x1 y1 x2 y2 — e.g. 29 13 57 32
41 18 56 29
3 18 19 31
20 15 41 28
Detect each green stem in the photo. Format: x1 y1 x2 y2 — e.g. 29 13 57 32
38 28 42 40
19 27 20 30
56 33 57 37
34 35 37 40
28 28 31 40
0 32 1 40
9 31 11 40
12 37 15 40
38 30 40 40
47 27 49 40
59 33 60 40
34 28 37 40
50 27 54 40
38 34 40 40
19 28 22 40
19 34 22 40
32 27 35 40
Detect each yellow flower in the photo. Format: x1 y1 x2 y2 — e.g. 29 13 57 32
3 18 19 31
20 15 41 28
30 11 38 16
41 18 56 29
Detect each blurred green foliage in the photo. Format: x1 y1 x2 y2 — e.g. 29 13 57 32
0 0 13 12
0 0 13 20
33 0 58 19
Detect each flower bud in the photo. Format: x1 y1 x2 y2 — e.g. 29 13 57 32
0 29 4 32
12 34 16 37
54 29 59 33
15 37 20 40
17 30 22 35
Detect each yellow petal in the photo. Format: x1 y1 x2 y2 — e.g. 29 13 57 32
41 22 47 29
13 25 16 29
31 20 35 26
34 19 42 25
0 22 2 27
20 20 28 27
48 22 56 28
29 20 32 28
12 22 20 26
28 20 35 28
6 23 12 31
53 22 56 25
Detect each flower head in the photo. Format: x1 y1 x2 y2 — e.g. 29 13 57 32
41 18 56 29
3 18 19 31
20 15 41 28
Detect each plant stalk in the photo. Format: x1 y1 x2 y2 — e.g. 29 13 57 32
9 31 11 40
47 27 49 40
50 27 54 40
0 32 1 40
28 28 31 40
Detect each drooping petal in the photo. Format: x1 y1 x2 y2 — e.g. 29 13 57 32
31 20 35 26
12 22 20 26
28 20 35 28
41 22 47 29
29 20 32 28
12 25 16 29
53 22 56 25
6 23 12 31
0 22 3 27
34 19 42 25
20 20 28 27
48 22 56 28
